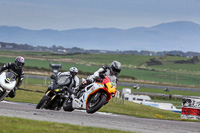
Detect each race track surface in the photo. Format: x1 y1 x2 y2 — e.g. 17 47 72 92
0 101 200 133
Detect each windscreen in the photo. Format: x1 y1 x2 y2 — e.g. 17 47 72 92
57 75 70 86
5 72 16 82
107 75 117 85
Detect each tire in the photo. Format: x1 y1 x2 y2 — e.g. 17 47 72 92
0 91 4 98
63 98 74 112
0 91 5 101
86 94 107 114
36 95 49 109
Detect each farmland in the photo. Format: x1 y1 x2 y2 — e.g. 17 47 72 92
1 50 200 87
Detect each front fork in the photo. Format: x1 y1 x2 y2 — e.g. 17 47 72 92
45 90 56 101
47 90 66 108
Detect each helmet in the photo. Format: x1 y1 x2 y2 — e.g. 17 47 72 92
110 61 121 75
69 67 78 76
15 56 25 69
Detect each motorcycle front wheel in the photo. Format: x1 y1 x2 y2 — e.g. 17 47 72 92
36 95 49 109
0 91 4 99
86 94 107 114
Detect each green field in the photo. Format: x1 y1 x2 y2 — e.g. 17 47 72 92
0 50 152 66
1 55 200 86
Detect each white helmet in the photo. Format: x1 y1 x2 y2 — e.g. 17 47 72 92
110 61 121 75
69 67 78 76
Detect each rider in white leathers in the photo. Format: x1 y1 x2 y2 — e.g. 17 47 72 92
61 67 79 91
78 61 121 92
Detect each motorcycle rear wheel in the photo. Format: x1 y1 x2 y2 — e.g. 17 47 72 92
86 94 107 114
36 95 49 109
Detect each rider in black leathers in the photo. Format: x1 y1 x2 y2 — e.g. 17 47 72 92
0 56 25 98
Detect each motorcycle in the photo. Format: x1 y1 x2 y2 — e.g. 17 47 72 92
63 75 116 113
36 63 72 110
0 72 16 101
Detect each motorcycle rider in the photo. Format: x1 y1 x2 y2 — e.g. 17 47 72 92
61 67 79 92
78 60 121 92
42 66 79 110
0 56 25 98
47 66 79 94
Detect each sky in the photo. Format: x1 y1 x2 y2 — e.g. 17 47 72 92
1 0 200 30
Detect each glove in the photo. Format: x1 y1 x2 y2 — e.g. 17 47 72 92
86 79 93 84
112 94 115 98
99 73 105 79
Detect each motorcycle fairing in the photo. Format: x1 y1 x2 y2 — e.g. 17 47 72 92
72 82 104 109
0 72 16 91
72 76 116 109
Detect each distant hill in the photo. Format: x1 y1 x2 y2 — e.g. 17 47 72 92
0 21 200 52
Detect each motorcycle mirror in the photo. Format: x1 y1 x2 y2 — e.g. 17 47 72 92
49 63 62 74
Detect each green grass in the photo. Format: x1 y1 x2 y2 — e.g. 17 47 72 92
0 50 198 71
150 63 200 74
120 68 200 86
6 88 46 104
0 56 99 73
63 54 153 67
22 78 52 86
0 116 132 133
159 56 190 61
0 50 153 67
2 56 200 86
1 51 200 86
116 86 200 97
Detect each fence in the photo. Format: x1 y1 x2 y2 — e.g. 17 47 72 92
23 75 51 88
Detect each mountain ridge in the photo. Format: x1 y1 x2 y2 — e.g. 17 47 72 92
0 21 200 52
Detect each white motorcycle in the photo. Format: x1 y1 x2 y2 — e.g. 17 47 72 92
0 72 16 101
63 76 116 113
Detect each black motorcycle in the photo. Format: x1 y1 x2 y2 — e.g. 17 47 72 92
36 63 72 110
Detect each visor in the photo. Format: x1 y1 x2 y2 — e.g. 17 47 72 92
17 62 24 67
112 66 121 74
70 72 77 76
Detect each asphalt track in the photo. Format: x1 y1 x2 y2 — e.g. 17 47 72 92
0 101 200 133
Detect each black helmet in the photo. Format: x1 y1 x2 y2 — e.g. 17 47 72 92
69 67 78 76
110 61 121 75
15 56 25 69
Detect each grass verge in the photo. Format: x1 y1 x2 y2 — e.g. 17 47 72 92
0 116 133 133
